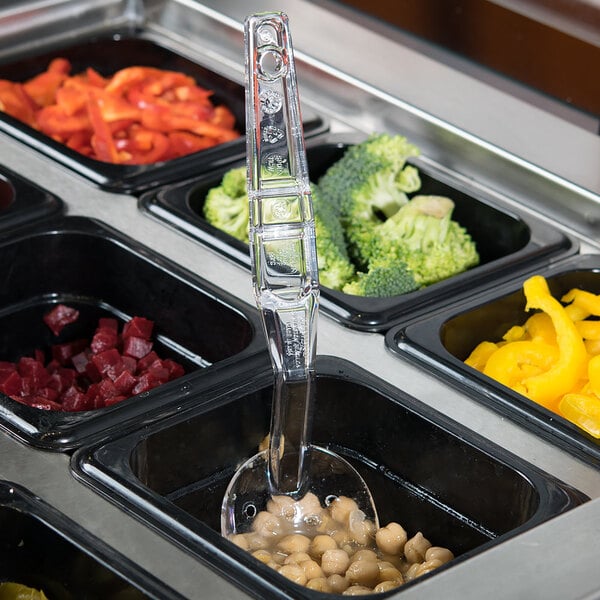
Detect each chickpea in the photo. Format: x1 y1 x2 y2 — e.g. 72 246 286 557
342 585 372 595
321 548 351 576
425 546 454 565
414 558 443 578
327 574 350 593
316 513 339 535
375 522 407 555
331 528 352 547
246 532 270 551
229 534 249 551
306 577 332 592
296 492 323 519
403 563 421 582
345 559 380 588
267 495 297 521
277 534 311 555
252 511 284 538
377 560 403 583
329 496 360 526
251 549 272 564
284 551 311 565
348 512 375 545
310 534 338 559
374 580 402 593
404 532 432 564
300 559 325 580
278 563 308 586
351 549 378 562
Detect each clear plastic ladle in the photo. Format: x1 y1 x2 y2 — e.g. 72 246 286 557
221 11 378 538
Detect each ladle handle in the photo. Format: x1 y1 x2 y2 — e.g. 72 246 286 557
245 12 319 496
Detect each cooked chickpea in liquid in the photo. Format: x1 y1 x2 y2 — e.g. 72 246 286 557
227 493 454 595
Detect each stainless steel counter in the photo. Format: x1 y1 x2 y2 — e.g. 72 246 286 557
1 1 600 598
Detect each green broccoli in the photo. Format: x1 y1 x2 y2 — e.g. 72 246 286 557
203 166 354 290
317 133 421 267
376 195 480 287
312 185 355 290
342 261 418 297
203 166 249 243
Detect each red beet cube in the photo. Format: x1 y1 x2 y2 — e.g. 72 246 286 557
90 328 119 354
51 339 87 366
62 386 93 411
43 304 80 336
36 387 59 402
97 317 119 333
113 370 137 395
122 336 153 360
0 371 22 397
163 359 185 380
91 348 122 375
136 351 159 372
123 316 154 341
104 394 127 407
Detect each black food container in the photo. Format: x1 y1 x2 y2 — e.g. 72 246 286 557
0 165 62 233
0 34 326 193
140 136 577 332
72 357 587 599
0 480 184 599
387 254 600 467
0 215 267 451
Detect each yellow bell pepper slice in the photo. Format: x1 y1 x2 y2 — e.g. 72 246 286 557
523 312 555 344
574 320 600 340
483 340 558 390
562 288 600 317
559 393 600 438
520 275 587 411
464 341 498 371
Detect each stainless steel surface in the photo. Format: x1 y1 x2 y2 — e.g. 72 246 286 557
1 1 600 599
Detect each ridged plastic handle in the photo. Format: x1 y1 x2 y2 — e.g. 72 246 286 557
245 12 319 495
245 11 319 382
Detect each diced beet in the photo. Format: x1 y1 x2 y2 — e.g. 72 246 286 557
132 371 162 395
163 359 185 380
91 348 122 375
84 359 102 383
45 359 61 374
104 394 127 407
123 316 154 341
43 304 80 336
51 339 88 366
36 386 59 402
136 351 159 372
97 378 118 400
34 348 45 363
97 317 119 333
25 396 63 411
113 370 137 395
0 371 22 397
122 336 153 360
121 355 137 374
147 359 170 383
90 328 119 354
62 386 93 411
71 349 91 374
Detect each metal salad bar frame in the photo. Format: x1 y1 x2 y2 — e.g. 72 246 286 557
1 1 600 598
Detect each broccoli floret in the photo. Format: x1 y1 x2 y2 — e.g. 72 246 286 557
317 133 421 266
312 186 355 290
342 261 418 297
203 166 249 243
377 195 480 287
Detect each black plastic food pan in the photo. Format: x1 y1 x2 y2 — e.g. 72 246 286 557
0 33 326 194
140 135 578 332
72 356 587 599
0 480 184 599
386 253 600 468
0 215 268 451
0 164 63 233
